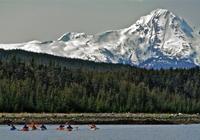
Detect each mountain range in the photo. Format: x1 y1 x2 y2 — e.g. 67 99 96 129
0 8 200 69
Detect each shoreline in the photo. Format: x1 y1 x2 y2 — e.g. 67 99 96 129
0 113 200 125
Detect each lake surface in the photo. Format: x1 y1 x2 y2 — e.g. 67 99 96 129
0 124 200 140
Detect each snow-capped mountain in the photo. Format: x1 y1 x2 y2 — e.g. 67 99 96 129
0 9 200 69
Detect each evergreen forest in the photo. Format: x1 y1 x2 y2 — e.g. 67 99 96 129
0 49 200 113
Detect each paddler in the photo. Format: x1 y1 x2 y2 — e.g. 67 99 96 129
21 124 29 131
66 124 73 131
88 124 98 130
10 124 17 131
30 122 37 130
40 124 47 130
89 124 96 129
57 124 65 130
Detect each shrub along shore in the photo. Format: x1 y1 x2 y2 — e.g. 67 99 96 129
0 113 200 125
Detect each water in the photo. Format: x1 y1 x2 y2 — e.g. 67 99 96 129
0 124 200 140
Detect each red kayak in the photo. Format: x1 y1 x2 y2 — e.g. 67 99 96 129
56 127 65 131
21 128 29 131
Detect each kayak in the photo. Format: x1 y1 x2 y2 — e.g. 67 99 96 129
66 128 73 131
88 124 98 131
56 128 65 131
10 128 17 131
31 127 38 131
41 127 47 131
40 124 47 131
21 128 29 131
89 127 99 131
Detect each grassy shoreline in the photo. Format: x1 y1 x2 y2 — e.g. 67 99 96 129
0 113 200 125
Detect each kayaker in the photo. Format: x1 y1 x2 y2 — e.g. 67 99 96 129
89 124 96 129
32 124 37 130
10 124 17 131
66 124 73 131
30 122 37 130
57 124 65 130
40 124 47 131
22 124 29 131
88 124 98 130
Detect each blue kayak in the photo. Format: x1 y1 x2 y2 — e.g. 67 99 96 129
10 127 17 131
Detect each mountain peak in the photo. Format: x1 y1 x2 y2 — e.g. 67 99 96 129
150 8 171 15
0 9 199 69
133 8 177 27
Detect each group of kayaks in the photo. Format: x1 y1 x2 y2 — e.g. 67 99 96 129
8 123 99 131
9 123 47 131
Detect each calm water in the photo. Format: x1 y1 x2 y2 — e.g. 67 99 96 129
0 124 200 140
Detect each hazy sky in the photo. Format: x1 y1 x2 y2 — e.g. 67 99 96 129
0 0 199 43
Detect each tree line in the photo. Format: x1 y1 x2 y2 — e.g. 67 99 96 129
0 49 200 113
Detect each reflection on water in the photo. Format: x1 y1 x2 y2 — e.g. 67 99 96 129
0 124 200 140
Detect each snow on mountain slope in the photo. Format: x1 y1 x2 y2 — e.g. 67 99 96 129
0 9 200 69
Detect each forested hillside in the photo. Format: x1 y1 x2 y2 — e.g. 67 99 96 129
0 49 200 113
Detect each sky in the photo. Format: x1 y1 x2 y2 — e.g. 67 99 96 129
0 0 199 43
